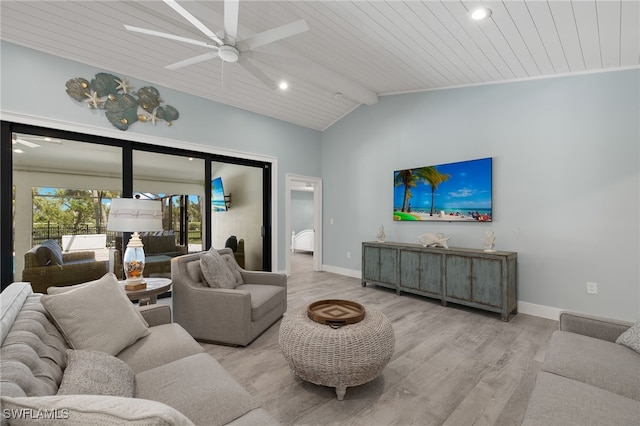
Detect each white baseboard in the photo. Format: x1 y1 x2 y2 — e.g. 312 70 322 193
321 264 361 279
517 301 561 321
319 265 561 321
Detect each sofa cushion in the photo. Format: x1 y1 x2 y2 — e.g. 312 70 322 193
200 250 236 289
616 320 640 354
135 353 260 426
522 371 640 426
36 239 64 266
0 294 69 398
1 395 195 425
116 323 204 374
542 330 640 401
41 273 149 356
57 350 134 397
0 282 33 345
236 284 286 321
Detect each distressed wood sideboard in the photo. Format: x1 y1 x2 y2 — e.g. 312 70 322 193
362 241 518 321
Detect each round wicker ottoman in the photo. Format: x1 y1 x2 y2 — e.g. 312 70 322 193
278 304 395 400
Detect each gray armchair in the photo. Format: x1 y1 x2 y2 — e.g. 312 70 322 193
171 249 287 346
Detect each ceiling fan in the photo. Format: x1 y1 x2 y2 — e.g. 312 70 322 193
125 0 309 90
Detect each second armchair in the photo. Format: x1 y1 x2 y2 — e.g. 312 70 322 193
171 248 287 346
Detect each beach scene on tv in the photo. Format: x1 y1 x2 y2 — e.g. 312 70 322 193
394 157 492 222
211 177 227 212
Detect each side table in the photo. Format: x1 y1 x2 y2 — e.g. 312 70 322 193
120 277 171 306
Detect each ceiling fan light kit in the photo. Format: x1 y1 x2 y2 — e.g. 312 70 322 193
218 45 239 63
126 0 309 91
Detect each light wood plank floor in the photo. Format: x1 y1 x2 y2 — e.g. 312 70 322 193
198 253 558 425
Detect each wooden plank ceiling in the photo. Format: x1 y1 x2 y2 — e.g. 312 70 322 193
1 1 638 131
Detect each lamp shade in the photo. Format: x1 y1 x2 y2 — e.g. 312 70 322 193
107 198 163 232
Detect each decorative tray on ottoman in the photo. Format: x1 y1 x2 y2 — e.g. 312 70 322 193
307 299 365 327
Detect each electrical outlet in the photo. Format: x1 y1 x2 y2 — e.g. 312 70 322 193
330 218 334 225
587 282 598 295
346 251 351 259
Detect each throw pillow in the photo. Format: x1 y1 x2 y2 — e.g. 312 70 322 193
0 395 195 426
58 349 135 397
36 239 64 266
41 273 149 356
615 320 640 353
200 250 236 289
187 260 205 284
220 252 244 285
46 279 103 294
48 278 149 328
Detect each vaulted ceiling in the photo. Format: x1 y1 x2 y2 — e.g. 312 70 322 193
1 1 638 131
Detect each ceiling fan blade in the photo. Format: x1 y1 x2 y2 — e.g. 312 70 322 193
247 51 311 68
165 51 219 70
224 0 239 44
236 19 309 51
221 61 233 89
163 0 223 45
15 138 40 148
124 25 217 49
238 58 277 90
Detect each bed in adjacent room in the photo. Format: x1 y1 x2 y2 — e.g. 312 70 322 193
291 229 314 253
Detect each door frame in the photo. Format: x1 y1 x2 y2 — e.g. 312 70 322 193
285 173 322 276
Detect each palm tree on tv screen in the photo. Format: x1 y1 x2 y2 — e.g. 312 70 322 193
417 166 451 216
394 169 417 212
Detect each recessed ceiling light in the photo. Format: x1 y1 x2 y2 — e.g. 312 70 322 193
14 148 24 154
470 6 492 20
278 81 289 90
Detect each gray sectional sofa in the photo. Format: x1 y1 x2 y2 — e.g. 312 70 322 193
0 280 278 425
522 311 640 425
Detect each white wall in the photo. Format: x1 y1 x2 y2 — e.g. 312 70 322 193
322 69 640 321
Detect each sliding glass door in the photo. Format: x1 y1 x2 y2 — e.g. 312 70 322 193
11 132 123 285
1 121 273 290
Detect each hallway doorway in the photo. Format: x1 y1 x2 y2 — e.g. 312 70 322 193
285 174 322 276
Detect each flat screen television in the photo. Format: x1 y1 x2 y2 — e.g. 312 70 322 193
212 177 227 212
394 157 492 222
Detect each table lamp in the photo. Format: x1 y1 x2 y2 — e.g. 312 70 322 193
107 198 163 290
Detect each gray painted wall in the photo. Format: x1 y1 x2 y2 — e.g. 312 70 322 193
291 190 314 233
321 69 640 321
1 42 322 272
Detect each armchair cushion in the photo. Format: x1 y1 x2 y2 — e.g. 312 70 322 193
237 284 286 321
200 250 237 289
41 273 149 356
